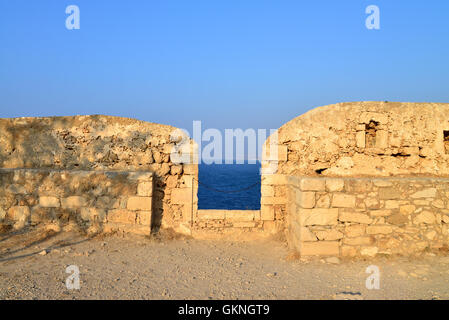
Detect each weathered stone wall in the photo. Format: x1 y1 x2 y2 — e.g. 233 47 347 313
267 102 449 177
286 176 449 257
191 209 277 239
0 168 153 235
0 115 198 235
261 101 449 247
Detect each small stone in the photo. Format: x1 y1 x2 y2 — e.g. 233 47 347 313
39 250 48 256
326 257 340 264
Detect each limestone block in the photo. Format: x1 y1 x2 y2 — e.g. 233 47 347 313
325 179 344 192
366 225 393 235
399 205 416 215
378 187 401 200
197 210 225 220
385 200 400 209
137 211 152 226
300 241 339 256
261 185 274 197
300 227 318 241
297 191 315 209
344 236 374 246
356 131 365 148
171 188 192 204
262 174 287 186
61 196 87 208
127 196 152 211
339 210 372 224
431 199 444 209
332 194 356 208
261 196 287 205
225 210 256 222
137 181 153 197
373 180 393 187
299 208 338 226
316 194 331 208
386 214 408 225
299 178 325 191
413 211 436 224
107 209 136 224
80 208 106 222
360 246 378 257
345 225 365 237
170 165 183 175
183 164 198 175
376 130 388 148
369 209 391 217
341 246 358 257
39 196 60 208
411 188 437 199
233 221 257 228
315 229 343 241
261 205 275 220
7 206 30 221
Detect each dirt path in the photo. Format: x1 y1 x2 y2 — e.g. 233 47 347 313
1 227 449 300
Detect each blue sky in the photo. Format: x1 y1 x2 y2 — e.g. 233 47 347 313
1 0 449 135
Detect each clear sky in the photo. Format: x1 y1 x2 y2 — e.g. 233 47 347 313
1 0 449 135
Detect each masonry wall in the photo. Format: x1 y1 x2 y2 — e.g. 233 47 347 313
0 168 153 235
286 176 449 257
0 115 198 235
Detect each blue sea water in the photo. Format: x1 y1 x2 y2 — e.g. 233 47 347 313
197 163 261 210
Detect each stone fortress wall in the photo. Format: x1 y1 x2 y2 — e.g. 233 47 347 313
261 102 449 257
0 115 197 235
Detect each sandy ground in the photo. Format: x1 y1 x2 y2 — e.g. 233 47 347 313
1 227 449 300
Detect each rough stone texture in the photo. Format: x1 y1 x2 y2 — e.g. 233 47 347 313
286 175 449 257
0 168 153 234
0 115 198 235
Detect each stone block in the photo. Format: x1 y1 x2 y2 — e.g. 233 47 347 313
343 236 374 246
339 210 372 224
171 188 192 204
137 210 152 226
299 178 325 191
378 187 401 200
262 174 287 186
61 196 87 208
345 225 365 237
399 205 415 215
127 196 152 211
366 225 393 235
413 211 436 224
183 164 198 175
360 246 378 257
107 209 136 224
299 208 338 226
300 227 318 241
411 188 437 199
261 185 274 197
297 191 315 209
300 241 340 256
225 210 255 222
315 229 343 241
39 196 60 208
326 179 345 192
261 205 275 220
197 210 225 220
332 194 356 208
341 245 358 257
137 181 153 197
80 208 106 222
261 196 287 205
356 131 365 148
369 209 391 217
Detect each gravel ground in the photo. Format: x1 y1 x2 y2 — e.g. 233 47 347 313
1 227 449 300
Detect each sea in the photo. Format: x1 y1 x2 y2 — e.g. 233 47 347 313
197 163 261 210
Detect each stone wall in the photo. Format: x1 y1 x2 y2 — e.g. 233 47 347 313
0 115 198 235
0 168 153 235
191 209 277 239
286 176 449 257
267 102 449 177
